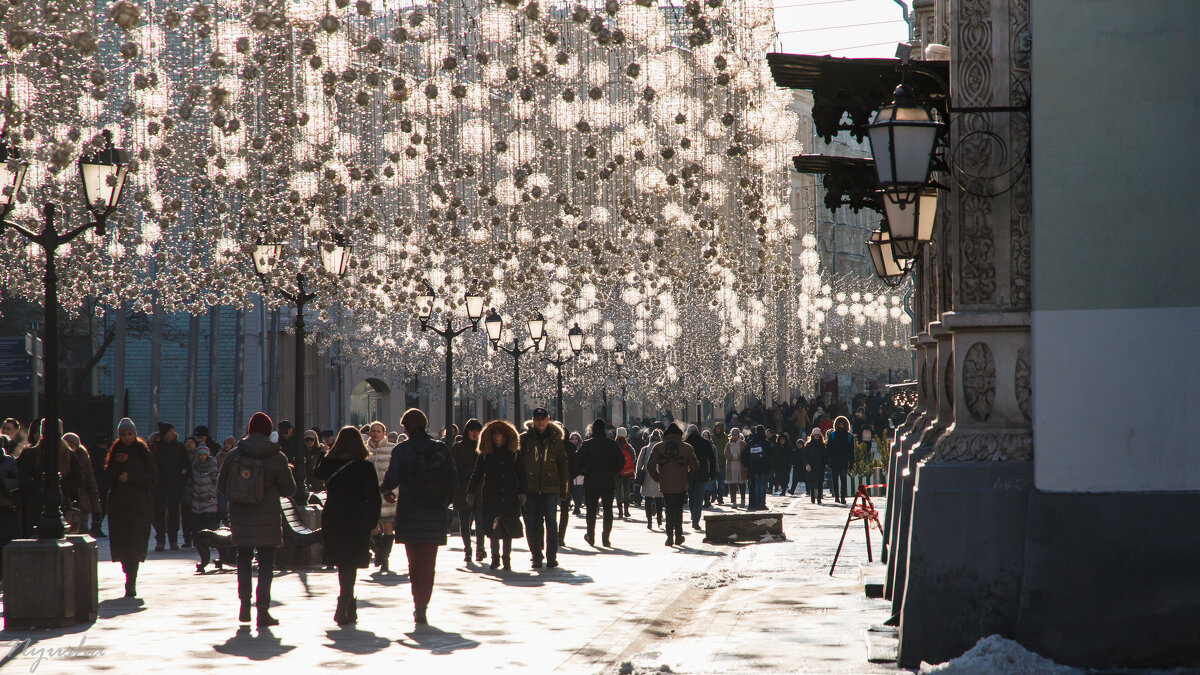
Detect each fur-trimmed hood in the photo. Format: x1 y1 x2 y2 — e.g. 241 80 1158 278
479 419 520 455
521 419 564 442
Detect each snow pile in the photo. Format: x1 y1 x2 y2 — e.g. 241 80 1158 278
919 635 1082 675
757 533 786 543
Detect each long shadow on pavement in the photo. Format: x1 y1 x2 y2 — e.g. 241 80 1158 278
98 596 148 619
324 627 392 655
470 568 595 587
395 625 480 655
363 571 410 586
560 546 647 557
213 626 296 661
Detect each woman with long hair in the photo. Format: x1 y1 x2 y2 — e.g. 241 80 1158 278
105 418 158 598
314 426 382 625
802 429 827 504
825 416 855 504
466 420 526 571
636 429 664 529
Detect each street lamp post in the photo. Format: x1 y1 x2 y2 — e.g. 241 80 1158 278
251 234 350 484
614 345 627 428
0 132 128 539
543 323 585 421
486 310 544 424
415 282 484 434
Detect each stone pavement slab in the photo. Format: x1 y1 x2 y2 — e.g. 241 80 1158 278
0 493 896 674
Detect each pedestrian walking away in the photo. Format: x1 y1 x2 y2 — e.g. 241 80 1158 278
635 429 664 530
740 426 772 511
217 412 297 627
379 408 458 625
684 425 716 531
648 423 698 547
577 419 626 548
519 408 570 568
313 426 382 626
802 429 828 504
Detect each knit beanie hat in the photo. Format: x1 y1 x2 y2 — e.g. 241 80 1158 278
195 446 211 457
247 412 273 436
665 422 684 436
616 426 628 438
158 422 174 437
117 417 136 435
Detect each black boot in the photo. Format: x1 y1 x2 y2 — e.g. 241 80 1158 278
378 536 393 573
347 598 357 624
334 596 347 625
257 606 279 627
239 599 251 623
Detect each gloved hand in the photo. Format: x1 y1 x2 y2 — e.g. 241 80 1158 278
518 493 527 507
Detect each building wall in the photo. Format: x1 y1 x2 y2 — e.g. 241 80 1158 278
1031 0 1200 491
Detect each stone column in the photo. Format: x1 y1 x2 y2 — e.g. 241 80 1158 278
897 0 1033 666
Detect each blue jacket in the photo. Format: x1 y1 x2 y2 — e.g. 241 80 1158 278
379 432 457 545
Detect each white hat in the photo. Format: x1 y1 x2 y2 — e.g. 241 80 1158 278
616 427 628 438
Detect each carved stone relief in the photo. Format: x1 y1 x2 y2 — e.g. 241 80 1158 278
934 431 1032 462
962 341 995 422
1015 347 1031 422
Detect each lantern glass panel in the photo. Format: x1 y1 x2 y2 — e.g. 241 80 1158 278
464 294 485 321
253 243 282 275
485 312 503 343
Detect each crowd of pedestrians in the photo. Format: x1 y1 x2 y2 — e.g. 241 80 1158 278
0 389 904 629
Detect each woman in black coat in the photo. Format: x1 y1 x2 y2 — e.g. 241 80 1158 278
801 430 827 504
313 426 381 626
106 418 158 598
824 416 856 504
466 420 526 571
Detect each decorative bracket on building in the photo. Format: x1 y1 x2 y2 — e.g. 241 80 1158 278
793 154 882 214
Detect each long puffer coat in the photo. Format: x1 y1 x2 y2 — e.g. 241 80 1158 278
725 436 748 485
467 420 526 539
105 439 158 563
190 455 219 515
379 432 457 545
314 453 381 568
217 433 297 548
635 441 662 499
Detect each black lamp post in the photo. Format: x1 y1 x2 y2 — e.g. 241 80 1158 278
486 310 544 424
415 281 485 434
251 232 350 483
544 323 585 421
0 131 128 539
614 344 627 428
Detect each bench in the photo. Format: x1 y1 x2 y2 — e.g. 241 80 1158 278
703 511 785 543
281 497 321 544
194 498 322 572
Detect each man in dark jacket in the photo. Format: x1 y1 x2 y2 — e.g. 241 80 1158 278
684 425 717 531
277 420 308 502
559 431 582 547
576 419 625 548
740 426 772 511
648 423 698 546
152 422 189 551
519 408 570 568
451 419 483 563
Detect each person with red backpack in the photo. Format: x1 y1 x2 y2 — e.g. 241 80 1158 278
615 427 636 519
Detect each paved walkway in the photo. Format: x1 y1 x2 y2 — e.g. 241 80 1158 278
0 492 895 674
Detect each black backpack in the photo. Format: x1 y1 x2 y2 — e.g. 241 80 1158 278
409 437 453 509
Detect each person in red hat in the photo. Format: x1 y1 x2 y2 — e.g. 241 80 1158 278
217 412 296 627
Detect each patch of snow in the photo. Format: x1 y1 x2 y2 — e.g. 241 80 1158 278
919 635 1082 675
757 533 786 543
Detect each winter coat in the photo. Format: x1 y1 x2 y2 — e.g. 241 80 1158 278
519 422 570 497
368 440 396 519
64 446 101 514
725 437 748 484
216 433 297 548
648 430 699 495
467 421 526 539
577 436 625 491
685 432 717 485
825 430 854 470
635 443 661 499
802 439 827 485
0 452 19 542
791 442 807 469
740 433 772 476
190 456 219 515
105 439 158 563
152 439 189 500
379 432 457 545
314 453 381 568
451 436 481 512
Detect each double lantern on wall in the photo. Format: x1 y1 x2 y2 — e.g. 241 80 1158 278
865 84 942 285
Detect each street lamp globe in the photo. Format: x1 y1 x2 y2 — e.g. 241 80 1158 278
568 323 584 354
868 85 941 202
883 187 938 259
464 292 485 327
319 236 352 277
485 309 503 344
252 238 283 276
0 140 29 222
527 312 546 342
78 130 130 233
